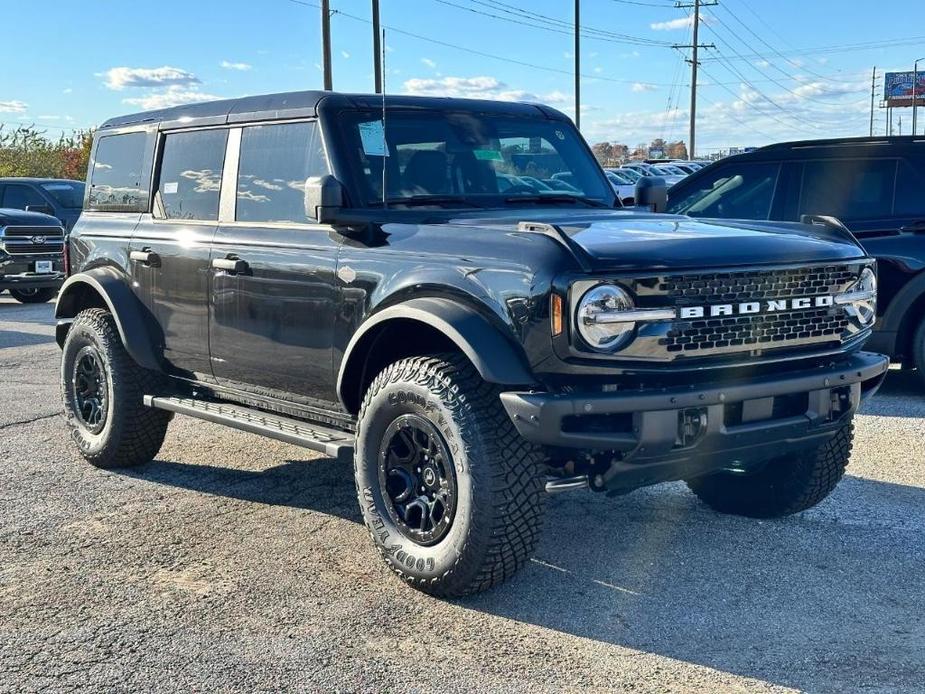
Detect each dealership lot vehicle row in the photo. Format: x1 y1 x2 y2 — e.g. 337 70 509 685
2 296 924 692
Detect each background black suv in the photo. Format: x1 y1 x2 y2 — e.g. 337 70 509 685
666 137 925 385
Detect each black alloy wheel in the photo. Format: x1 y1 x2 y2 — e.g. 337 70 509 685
378 414 457 546
71 345 109 434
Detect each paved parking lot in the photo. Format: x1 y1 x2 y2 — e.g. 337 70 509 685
1 294 924 693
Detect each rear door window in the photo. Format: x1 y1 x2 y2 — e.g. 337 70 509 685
88 131 153 212
666 162 780 219
799 159 897 221
235 121 329 224
155 129 228 221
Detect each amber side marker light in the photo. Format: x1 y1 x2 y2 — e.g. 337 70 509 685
551 294 564 336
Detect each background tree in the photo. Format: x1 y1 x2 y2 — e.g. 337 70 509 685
0 126 94 180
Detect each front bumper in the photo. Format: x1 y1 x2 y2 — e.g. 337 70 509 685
0 256 65 290
0 271 65 290
501 351 889 489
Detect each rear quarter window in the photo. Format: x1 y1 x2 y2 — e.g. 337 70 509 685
87 131 154 212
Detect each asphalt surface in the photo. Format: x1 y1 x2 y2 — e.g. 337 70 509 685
1 294 924 693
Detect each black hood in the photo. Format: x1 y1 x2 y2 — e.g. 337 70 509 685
446 209 867 272
0 208 63 227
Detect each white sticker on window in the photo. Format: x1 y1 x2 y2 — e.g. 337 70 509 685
358 120 389 157
163 181 178 194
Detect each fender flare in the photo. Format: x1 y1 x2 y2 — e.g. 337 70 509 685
336 297 537 407
54 268 161 370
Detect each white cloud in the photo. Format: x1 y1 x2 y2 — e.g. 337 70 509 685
0 100 28 113
402 76 568 105
122 86 221 111
421 58 437 69
62 88 73 95
632 82 659 93
221 60 252 71
341 50 351 59
651 16 694 31
102 66 201 90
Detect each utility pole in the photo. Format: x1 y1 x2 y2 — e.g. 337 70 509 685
321 0 333 91
674 0 717 159
372 0 382 94
574 0 581 130
869 67 879 137
913 58 924 136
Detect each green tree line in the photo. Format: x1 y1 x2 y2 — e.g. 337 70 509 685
0 125 93 181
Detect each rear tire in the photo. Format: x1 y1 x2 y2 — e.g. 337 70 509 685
10 287 56 303
686 422 854 518
354 354 546 597
912 320 925 389
61 308 171 469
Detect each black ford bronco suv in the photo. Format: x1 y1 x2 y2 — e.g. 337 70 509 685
1 208 67 303
56 91 888 596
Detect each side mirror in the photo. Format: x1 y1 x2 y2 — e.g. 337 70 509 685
305 175 345 224
25 204 54 216
635 176 668 213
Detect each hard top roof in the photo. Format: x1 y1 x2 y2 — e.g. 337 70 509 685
99 90 569 131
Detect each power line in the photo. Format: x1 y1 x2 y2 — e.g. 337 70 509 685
284 0 685 87
430 0 674 47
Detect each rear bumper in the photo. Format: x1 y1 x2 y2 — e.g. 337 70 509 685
501 351 889 489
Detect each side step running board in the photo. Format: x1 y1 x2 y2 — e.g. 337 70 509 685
144 396 355 463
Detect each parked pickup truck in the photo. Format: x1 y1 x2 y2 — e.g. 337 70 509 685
0 209 66 303
55 91 888 596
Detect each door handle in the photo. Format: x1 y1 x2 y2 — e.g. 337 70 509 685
130 249 161 267
212 256 250 274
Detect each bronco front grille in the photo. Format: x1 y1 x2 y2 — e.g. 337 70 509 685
662 265 857 304
658 265 855 355
0 226 65 255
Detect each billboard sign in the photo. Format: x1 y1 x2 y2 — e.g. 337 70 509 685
884 71 925 107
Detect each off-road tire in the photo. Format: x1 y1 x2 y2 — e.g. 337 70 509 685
10 287 57 303
61 308 171 468
912 320 925 389
354 354 546 597
686 422 854 518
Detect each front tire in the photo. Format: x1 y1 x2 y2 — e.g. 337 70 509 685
61 309 171 468
686 422 854 518
10 287 57 303
354 354 545 597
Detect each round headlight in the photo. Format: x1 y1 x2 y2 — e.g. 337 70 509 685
847 266 877 327
576 284 636 351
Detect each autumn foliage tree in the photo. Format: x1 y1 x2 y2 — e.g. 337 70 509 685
0 126 93 181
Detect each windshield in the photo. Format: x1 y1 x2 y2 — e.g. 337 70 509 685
336 110 613 208
40 181 84 208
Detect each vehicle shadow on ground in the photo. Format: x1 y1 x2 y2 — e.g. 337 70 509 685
0 330 56 350
121 457 362 523
462 475 925 691
859 369 925 418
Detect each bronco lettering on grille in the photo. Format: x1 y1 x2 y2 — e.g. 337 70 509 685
679 295 835 319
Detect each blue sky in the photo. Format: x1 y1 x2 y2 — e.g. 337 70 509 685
2 0 924 152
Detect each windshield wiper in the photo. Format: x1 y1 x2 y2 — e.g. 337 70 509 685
370 195 484 208
503 194 609 208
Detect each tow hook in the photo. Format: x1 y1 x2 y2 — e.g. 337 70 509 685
545 475 589 494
